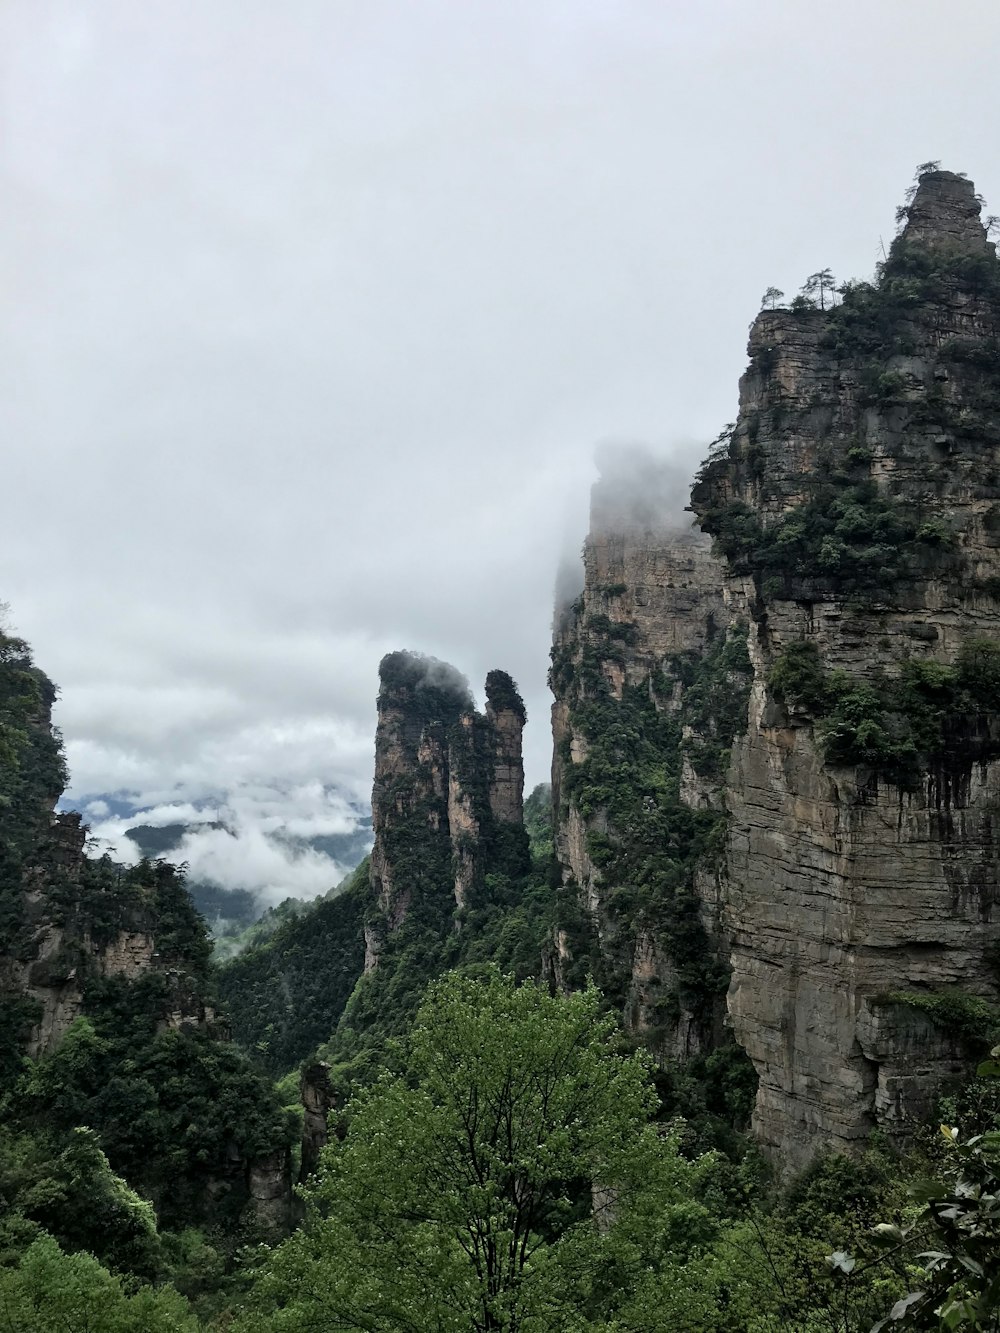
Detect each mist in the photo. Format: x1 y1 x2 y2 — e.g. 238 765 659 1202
5 1 999 896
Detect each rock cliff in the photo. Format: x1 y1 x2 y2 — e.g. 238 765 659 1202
0 637 215 1058
690 168 1000 1166
549 449 752 1067
366 651 528 966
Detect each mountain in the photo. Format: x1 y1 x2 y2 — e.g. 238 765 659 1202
218 168 1000 1177
0 631 295 1241
689 168 1000 1167
215 654 556 1084
6 163 1000 1327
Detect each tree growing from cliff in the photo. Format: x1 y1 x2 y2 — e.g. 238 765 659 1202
240 970 725 1333
802 268 838 310
761 286 785 310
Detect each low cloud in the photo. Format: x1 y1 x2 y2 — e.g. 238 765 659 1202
82 780 372 906
174 822 352 904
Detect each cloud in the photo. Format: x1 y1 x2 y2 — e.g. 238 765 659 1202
4 0 1000 825
85 781 372 905
173 823 351 905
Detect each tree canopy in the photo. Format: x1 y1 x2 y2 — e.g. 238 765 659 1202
239 970 726 1332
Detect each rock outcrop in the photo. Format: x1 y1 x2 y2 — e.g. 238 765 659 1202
691 168 1000 1166
299 1060 339 1184
549 450 751 1063
0 628 294 1229
0 653 215 1059
366 651 528 966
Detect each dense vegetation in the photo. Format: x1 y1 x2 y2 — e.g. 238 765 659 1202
769 636 1000 787
214 861 369 1075
236 972 1000 1333
3 611 1000 1329
551 609 755 1131
0 626 298 1321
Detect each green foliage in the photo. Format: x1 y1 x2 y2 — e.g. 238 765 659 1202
0 1233 200 1333
377 649 473 725
837 1052 1000 1330
523 782 554 862
238 971 723 1333
215 862 368 1075
10 1014 295 1231
557 619 751 1030
769 637 1000 786
669 622 754 781
0 1126 163 1280
704 478 955 596
877 990 1000 1047
485 668 527 722
0 632 69 956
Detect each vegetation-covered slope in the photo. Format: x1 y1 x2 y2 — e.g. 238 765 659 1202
0 628 295 1272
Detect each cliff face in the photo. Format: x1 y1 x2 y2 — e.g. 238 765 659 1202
549 453 752 1064
366 652 528 967
0 638 215 1059
0 630 292 1233
691 170 1000 1166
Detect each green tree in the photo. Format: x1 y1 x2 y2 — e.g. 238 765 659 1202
761 286 785 310
240 971 720 1332
0 1233 200 1332
0 1126 163 1280
803 268 838 310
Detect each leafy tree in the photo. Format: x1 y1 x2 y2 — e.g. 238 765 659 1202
0 1233 200 1332
857 1047 1000 1331
240 971 721 1332
803 268 838 310
0 1126 163 1280
761 286 785 310
13 1015 295 1230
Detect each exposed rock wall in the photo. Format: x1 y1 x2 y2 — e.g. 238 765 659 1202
485 670 526 824
3 807 216 1060
299 1060 338 1184
692 169 1000 1166
549 453 748 1061
367 651 528 962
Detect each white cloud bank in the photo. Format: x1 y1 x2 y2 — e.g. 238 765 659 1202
83 780 372 905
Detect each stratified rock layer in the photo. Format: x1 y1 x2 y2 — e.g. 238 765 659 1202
550 452 747 1061
367 652 527 964
692 169 1000 1166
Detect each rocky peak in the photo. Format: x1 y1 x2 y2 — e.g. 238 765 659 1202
690 167 1000 1168
900 168 995 256
549 449 749 1066
367 652 528 962
484 670 526 825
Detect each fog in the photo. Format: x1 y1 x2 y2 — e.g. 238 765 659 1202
4 0 998 895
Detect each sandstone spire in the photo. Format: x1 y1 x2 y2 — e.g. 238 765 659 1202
691 168 1000 1167
900 168 995 256
367 651 528 962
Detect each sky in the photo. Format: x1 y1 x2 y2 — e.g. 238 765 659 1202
3 0 999 900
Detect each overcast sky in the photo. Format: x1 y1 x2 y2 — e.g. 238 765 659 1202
3 1 998 897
